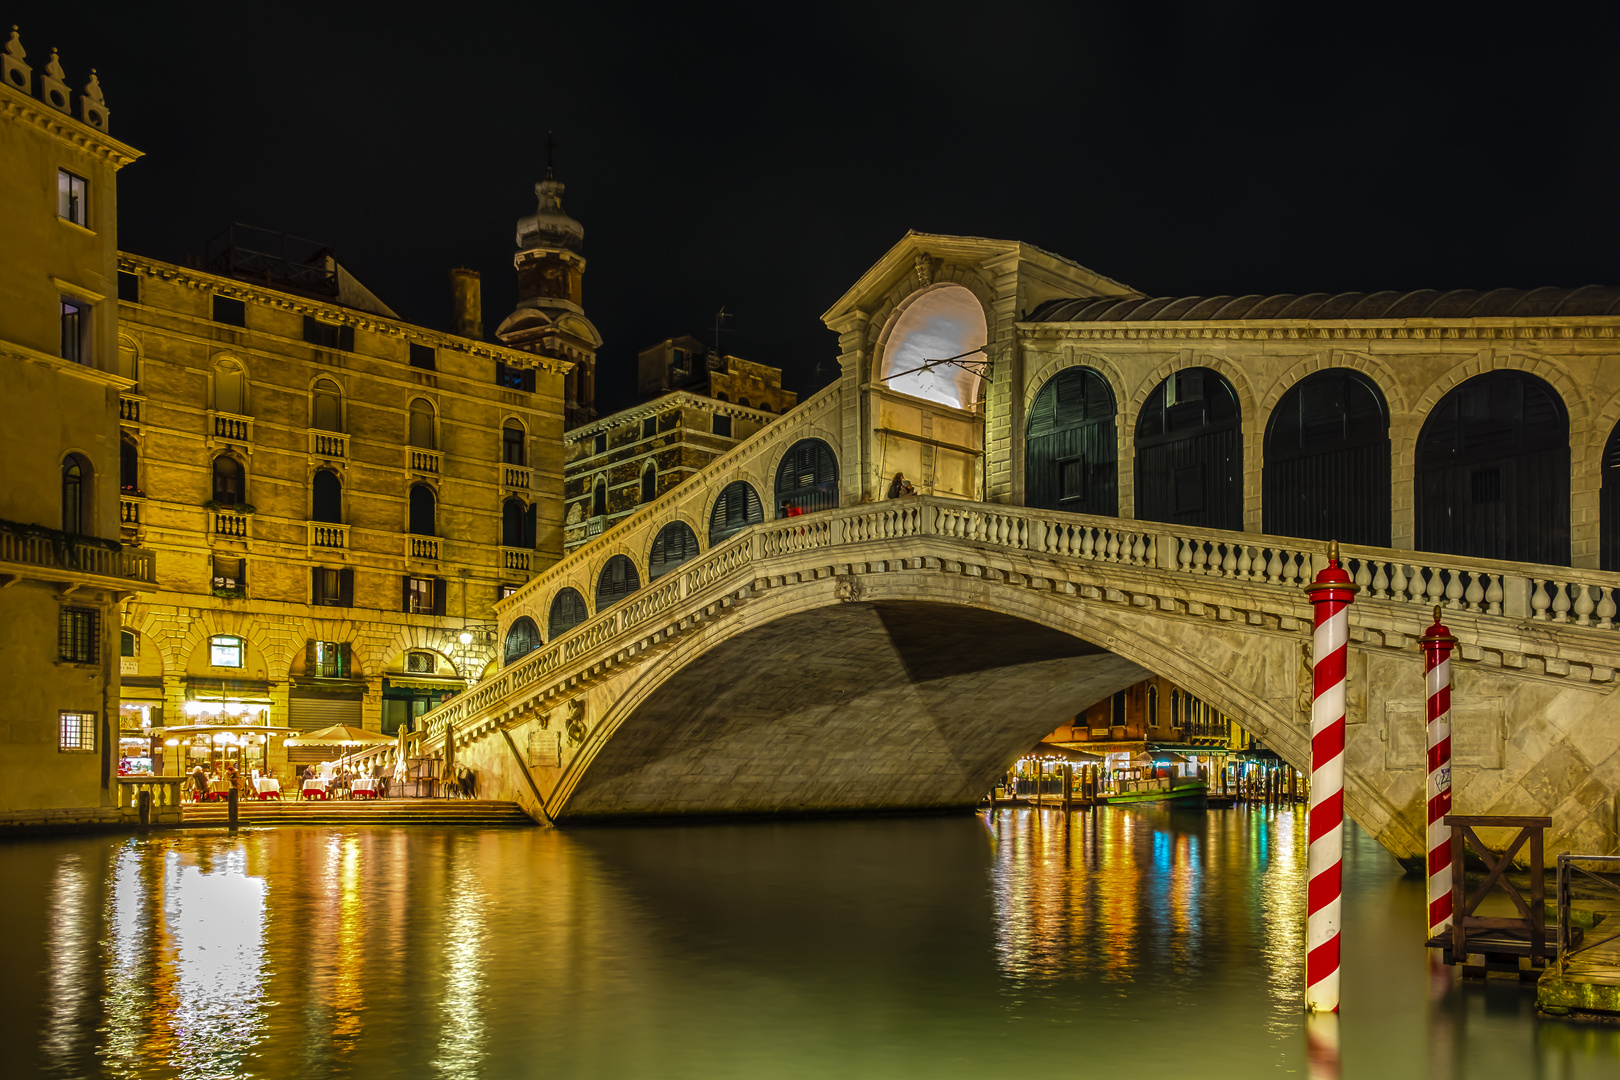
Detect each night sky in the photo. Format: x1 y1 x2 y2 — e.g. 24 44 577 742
15 4 1620 412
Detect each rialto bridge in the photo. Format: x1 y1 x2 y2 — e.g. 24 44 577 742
404 233 1620 862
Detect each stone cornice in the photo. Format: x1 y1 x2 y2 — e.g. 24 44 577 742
118 254 573 374
563 390 782 443
0 83 142 168
0 336 135 390
1015 317 1620 344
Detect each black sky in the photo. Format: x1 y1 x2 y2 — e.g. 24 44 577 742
16 3 1620 412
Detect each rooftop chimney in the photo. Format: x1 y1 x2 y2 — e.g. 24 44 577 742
450 268 483 339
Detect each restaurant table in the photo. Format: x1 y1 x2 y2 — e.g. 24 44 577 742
254 778 281 800
301 779 328 801
350 778 379 798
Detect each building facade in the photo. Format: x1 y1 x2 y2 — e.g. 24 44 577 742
561 341 798 555
0 31 157 826
115 244 569 781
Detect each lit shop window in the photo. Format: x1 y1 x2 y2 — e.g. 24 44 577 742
210 635 244 668
59 711 95 752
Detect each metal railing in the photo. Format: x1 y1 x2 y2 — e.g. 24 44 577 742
1556 853 1620 977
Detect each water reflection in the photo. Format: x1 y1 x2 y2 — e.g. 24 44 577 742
0 812 1615 1078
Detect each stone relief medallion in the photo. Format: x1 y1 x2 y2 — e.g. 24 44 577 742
564 698 589 746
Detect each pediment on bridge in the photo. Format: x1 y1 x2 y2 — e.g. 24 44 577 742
820 231 1141 333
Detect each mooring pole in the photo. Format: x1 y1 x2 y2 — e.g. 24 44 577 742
1419 606 1457 940
1305 539 1357 1012
227 786 239 830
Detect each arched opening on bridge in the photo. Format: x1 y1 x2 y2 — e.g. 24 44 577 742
1262 369 1390 546
709 480 763 545
1024 366 1117 515
549 587 589 638
775 438 838 517
1134 367 1242 530
596 554 642 609
649 521 701 581
1603 420 1620 571
1415 371 1569 565
877 284 987 409
504 616 541 665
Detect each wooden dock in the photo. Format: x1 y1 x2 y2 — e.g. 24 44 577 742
1537 854 1620 1019
180 797 534 827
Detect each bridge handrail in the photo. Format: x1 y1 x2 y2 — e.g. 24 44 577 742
414 494 1620 752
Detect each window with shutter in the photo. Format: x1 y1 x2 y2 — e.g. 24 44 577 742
774 439 838 517
708 481 761 545
548 587 589 638
649 521 700 580
595 555 641 609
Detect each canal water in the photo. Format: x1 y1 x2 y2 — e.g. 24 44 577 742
3 807 1616 1079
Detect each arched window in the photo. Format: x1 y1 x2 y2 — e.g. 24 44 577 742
312 378 342 431
709 480 763 545
1135 367 1242 529
641 464 657 504
1147 685 1159 729
649 521 701 580
1025 367 1117 515
503 616 541 665
592 477 607 517
502 420 525 465
1603 421 1620 571
596 554 642 609
774 438 839 517
62 455 87 534
212 454 244 506
119 436 138 493
548 587 589 638
1416 371 1569 565
1264 370 1390 546
409 484 436 536
408 399 436 449
714 392 729 403
502 498 535 548
739 398 751 409
1172 689 1182 727
213 360 247 415
878 284 988 409
312 469 342 523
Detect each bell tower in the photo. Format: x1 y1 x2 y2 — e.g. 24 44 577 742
496 139 601 428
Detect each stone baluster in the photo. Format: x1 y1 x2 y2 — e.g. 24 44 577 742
1353 559 1371 593
1236 544 1253 580
1370 560 1388 599
1596 587 1616 630
1572 583 1595 627
1551 580 1572 623
1464 573 1485 613
1191 540 1208 575
1131 533 1145 566
1176 537 1192 572
1444 569 1465 610
1221 544 1237 577
1264 547 1282 584
1389 562 1408 604
1081 527 1096 560
1409 565 1429 604
1103 530 1119 563
1531 578 1551 621
1484 574 1504 616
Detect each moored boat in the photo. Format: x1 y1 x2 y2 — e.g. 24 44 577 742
1105 776 1208 806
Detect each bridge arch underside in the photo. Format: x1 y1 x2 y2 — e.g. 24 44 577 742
558 601 1150 820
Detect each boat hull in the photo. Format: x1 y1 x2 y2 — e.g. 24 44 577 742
1105 781 1208 807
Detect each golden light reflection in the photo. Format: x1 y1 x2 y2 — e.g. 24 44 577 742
1258 806 1307 1034
431 838 489 1079
100 845 150 1078
42 854 91 1073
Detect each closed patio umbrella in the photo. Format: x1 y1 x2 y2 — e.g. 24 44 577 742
439 727 456 796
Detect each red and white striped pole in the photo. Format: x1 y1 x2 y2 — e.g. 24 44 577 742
1305 540 1357 1012
1419 606 1457 940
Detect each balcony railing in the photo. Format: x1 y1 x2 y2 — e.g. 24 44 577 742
407 447 441 475
120 497 142 526
211 410 253 443
585 516 604 538
503 547 532 572
309 522 349 550
0 522 157 585
503 465 532 491
310 430 347 459
118 394 142 423
410 537 439 560
215 511 250 538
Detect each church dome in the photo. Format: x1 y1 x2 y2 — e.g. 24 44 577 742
515 174 584 253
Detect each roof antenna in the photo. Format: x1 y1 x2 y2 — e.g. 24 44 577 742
713 306 731 356
545 130 557 179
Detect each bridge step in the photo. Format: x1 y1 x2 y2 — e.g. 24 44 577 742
178 798 534 827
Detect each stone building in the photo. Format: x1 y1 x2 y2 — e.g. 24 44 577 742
560 339 797 555
496 167 601 430
115 230 569 781
0 31 157 827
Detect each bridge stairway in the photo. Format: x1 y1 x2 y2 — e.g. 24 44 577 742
179 798 535 828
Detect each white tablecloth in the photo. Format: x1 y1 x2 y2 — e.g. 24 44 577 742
207 779 230 794
301 779 327 793
351 778 378 794
255 778 281 795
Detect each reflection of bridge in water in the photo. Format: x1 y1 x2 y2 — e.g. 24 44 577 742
408 234 1620 864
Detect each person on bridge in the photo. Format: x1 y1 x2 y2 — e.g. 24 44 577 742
887 472 917 498
781 500 804 517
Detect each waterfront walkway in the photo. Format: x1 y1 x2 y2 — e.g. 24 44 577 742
179 797 533 827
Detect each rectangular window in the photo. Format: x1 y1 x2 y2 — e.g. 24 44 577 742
303 316 354 351
57 169 87 226
209 636 243 668
406 651 434 674
59 712 96 753
409 343 437 370
117 271 141 304
314 641 348 679
592 433 607 455
641 417 657 440
120 630 137 657
212 295 246 327
59 607 99 663
60 299 86 364
496 361 535 392
405 576 435 614
211 555 245 593
499 583 519 600
712 413 732 437
313 568 342 606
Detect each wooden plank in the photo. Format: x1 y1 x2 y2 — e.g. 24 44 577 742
1463 916 1536 931
1452 826 1468 959
1444 814 1552 828
1530 828 1545 966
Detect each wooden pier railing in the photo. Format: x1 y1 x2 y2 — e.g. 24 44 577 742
1428 814 1554 978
